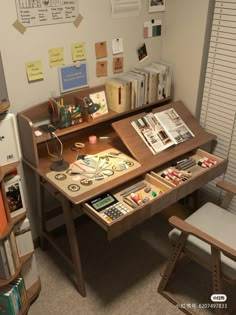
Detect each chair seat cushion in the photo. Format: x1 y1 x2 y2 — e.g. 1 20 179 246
169 202 236 280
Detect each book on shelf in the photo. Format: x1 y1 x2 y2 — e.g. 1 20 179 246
88 90 109 119
0 278 26 314
3 174 26 218
117 74 136 110
131 108 194 154
14 218 34 257
105 78 131 113
21 254 39 290
152 61 173 98
0 286 16 315
9 231 20 269
0 189 8 235
131 68 149 105
11 277 27 310
0 242 10 279
3 237 15 276
127 71 145 108
144 65 160 102
2 232 20 278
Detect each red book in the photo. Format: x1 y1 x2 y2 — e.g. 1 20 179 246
0 190 8 235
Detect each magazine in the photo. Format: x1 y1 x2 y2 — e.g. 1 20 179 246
131 108 194 154
131 113 174 154
154 108 194 144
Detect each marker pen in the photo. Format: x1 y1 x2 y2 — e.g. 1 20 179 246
130 193 142 205
198 159 207 168
203 157 216 165
171 158 189 166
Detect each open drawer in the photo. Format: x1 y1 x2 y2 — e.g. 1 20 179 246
83 173 175 240
83 149 227 240
150 148 228 201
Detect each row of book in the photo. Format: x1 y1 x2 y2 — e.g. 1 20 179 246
131 108 195 154
0 232 20 279
105 61 173 113
0 218 35 280
0 277 27 314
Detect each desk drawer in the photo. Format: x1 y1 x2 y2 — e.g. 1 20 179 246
151 149 228 201
83 174 175 240
83 149 227 240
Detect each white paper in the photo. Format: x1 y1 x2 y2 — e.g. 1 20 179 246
111 0 141 18
112 38 124 55
15 0 79 27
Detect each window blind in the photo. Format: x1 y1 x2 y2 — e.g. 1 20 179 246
200 0 236 213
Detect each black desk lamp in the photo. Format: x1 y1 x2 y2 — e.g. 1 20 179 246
47 98 100 172
46 125 69 172
83 97 100 115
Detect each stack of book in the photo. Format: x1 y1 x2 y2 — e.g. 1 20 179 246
0 277 28 314
105 61 173 113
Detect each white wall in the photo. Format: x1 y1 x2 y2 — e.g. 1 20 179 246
161 0 210 114
0 1 164 113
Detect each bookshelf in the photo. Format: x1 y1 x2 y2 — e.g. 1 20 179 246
0 162 41 313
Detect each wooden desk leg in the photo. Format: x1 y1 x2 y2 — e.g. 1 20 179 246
61 197 86 297
36 175 48 250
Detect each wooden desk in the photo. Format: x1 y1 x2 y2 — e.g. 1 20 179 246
17 92 227 297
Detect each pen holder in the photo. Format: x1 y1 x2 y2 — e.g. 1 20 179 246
59 104 84 128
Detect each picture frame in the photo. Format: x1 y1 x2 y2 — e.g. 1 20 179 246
149 0 165 13
58 63 88 93
4 174 26 218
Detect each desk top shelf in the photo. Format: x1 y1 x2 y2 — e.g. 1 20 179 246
17 85 171 166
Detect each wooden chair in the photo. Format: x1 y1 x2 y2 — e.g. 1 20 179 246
158 181 236 315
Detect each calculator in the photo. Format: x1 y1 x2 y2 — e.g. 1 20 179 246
86 192 129 221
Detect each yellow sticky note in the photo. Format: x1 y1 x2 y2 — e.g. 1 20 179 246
72 42 86 61
25 60 43 82
49 47 64 67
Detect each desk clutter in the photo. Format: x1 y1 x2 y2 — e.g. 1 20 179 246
84 149 221 226
46 148 141 197
84 173 171 224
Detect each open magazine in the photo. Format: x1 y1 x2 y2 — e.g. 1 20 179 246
131 108 194 154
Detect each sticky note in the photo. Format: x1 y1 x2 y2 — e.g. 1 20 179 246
25 60 43 82
49 47 64 67
72 42 86 61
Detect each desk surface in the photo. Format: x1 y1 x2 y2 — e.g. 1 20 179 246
27 101 216 205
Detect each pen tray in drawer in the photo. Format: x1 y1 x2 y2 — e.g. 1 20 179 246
151 148 228 200
83 173 175 240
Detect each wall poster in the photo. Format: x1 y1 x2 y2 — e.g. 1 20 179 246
15 0 79 27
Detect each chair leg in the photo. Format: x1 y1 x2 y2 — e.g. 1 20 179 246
158 233 197 314
211 247 224 315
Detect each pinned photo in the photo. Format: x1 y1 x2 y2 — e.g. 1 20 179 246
137 43 148 63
